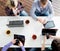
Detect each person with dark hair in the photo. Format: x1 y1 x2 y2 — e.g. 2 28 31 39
2 39 25 51
30 0 54 51
30 0 54 23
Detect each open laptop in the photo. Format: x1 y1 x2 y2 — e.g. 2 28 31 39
42 29 58 36
7 20 24 27
42 29 58 39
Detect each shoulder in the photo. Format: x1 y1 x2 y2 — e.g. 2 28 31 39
18 2 22 5
48 0 52 5
33 1 39 6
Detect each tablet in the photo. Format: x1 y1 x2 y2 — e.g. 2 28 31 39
14 34 25 46
43 21 55 29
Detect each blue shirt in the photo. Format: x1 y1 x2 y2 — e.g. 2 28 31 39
30 0 54 21
2 42 25 51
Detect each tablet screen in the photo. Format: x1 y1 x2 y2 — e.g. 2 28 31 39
44 21 55 29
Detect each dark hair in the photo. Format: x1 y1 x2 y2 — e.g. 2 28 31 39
40 0 47 5
51 39 59 51
10 0 15 7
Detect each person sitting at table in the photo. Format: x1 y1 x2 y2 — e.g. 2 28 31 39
2 39 25 51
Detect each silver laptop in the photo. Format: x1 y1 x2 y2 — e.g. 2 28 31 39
7 20 24 27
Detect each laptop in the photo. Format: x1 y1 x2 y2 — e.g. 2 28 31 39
7 20 24 27
42 29 58 36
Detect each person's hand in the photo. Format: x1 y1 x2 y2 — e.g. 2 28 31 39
37 18 47 24
11 39 17 44
17 10 20 13
18 41 23 46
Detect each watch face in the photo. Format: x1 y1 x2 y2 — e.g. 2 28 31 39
14 34 25 46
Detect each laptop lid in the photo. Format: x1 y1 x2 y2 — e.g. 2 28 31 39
42 29 58 36
7 20 24 27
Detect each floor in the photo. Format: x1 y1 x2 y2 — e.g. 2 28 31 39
0 0 60 16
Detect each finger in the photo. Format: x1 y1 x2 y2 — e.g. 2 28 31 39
14 39 17 41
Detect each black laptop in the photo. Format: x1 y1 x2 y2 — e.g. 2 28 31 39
7 20 24 27
42 29 58 36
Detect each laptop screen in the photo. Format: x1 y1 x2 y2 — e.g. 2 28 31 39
42 29 58 36
9 20 24 25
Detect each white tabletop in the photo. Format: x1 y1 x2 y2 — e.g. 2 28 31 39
0 16 60 47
